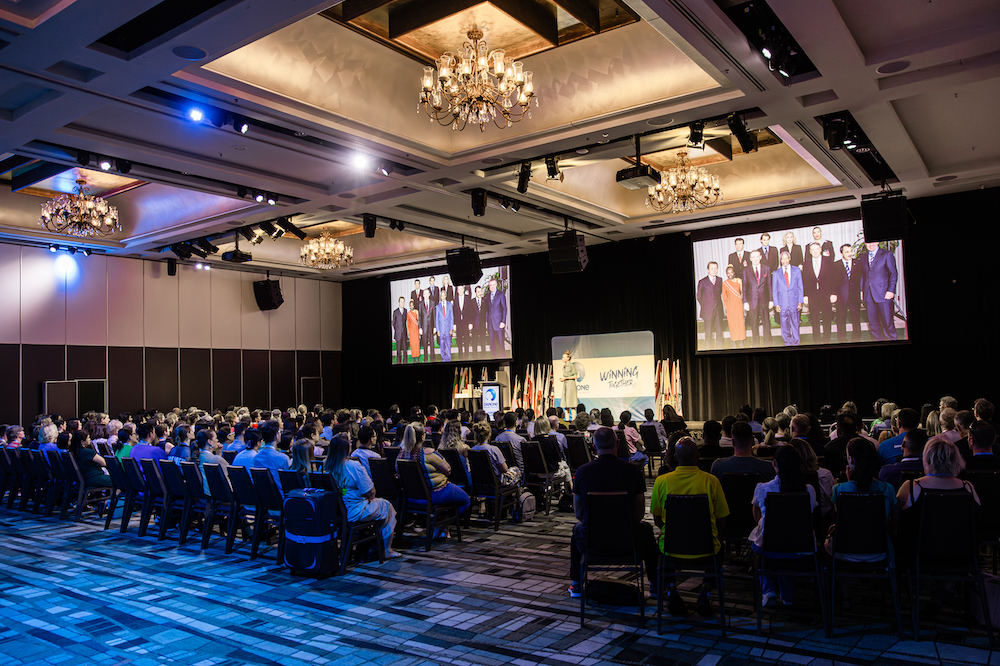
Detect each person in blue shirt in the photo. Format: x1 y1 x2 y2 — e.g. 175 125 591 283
35 423 60 453
167 424 193 465
224 421 248 453
249 419 290 487
128 422 167 462
877 408 919 465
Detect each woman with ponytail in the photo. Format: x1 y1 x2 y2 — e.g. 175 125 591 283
168 424 192 464
191 428 227 495
69 430 112 488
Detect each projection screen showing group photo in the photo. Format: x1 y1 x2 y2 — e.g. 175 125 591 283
390 265 511 365
692 219 908 352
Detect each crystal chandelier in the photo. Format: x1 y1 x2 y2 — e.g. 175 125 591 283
39 179 121 237
300 232 353 270
418 27 536 132
646 151 723 214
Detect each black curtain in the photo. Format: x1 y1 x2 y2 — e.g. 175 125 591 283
341 186 999 420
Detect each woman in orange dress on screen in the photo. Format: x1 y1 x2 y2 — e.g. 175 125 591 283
721 264 746 348
406 299 421 361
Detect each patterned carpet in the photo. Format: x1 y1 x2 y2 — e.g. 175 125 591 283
0 499 996 666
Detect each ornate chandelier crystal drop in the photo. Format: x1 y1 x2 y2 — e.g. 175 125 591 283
418 27 536 132
39 179 121 237
300 232 354 270
646 151 723 214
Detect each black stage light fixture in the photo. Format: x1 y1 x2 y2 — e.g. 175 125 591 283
196 238 220 254
116 159 132 174
727 113 758 154
171 244 192 259
510 200 520 213
237 185 248 199
186 244 208 259
81 248 92 256
98 158 113 171
545 156 560 179
249 230 264 245
266 193 277 206
232 114 249 134
396 220 405 232
68 247 77 255
238 227 256 242
259 221 279 238
471 188 487 217
49 244 58 253
362 213 377 238
167 258 177 276
499 198 509 210
378 162 392 177
822 115 848 150
389 219 398 230
516 161 531 194
253 190 265 203
276 216 307 240
687 121 705 149
76 150 90 167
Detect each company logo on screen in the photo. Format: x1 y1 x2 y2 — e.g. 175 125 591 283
485 388 497 402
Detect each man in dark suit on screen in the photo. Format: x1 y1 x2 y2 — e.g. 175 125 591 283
419 289 435 362
409 279 422 311
486 277 507 358
727 238 749 281
835 244 863 342
810 226 836 260
743 250 773 347
469 285 486 357
697 261 724 348
454 284 469 357
802 242 841 343
756 232 779 272
392 296 408 364
428 276 440 308
861 241 898 341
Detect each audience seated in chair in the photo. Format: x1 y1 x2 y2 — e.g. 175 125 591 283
396 424 470 536
877 408 919 465
532 417 573 489
698 420 729 459
789 437 835 517
964 422 999 471
711 422 775 481
650 438 729 616
287 438 313 485
249 420 291 486
496 412 527 469
878 430 928 488
470 421 521 487
70 431 111 489
192 428 228 496
825 438 897 562
568 427 659 598
352 425 381 477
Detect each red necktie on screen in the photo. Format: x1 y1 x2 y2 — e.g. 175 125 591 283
785 268 790 287
755 267 759 283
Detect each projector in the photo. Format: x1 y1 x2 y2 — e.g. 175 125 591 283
222 249 252 263
616 164 661 190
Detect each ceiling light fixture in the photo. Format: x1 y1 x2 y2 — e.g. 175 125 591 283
76 150 90 167
300 232 354 270
510 200 520 213
171 244 192 259
418 27 536 131
253 190 265 203
389 219 398 230
49 244 58 253
645 151 723 214
352 153 371 170
686 121 705 149
727 113 758 154
276 217 307 240
186 244 208 259
396 220 405 232
81 248 92 257
187 108 205 122
196 238 219 254
259 221 279 238
378 162 392 177
116 159 132 174
98 158 112 171
39 179 121 238
545 156 563 181
516 161 531 194
265 193 277 206
232 115 249 134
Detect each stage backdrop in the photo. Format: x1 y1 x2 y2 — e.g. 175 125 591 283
551 331 655 416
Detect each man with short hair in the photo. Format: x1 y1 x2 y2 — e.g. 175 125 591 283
548 415 568 454
719 415 736 448
823 412 863 479
939 395 959 412
877 407 919 464
699 420 727 458
485 277 507 358
651 439 730 616
392 295 408 364
496 411 527 470
965 422 1000 471
249 419 290 485
568 427 658 598
225 421 249 452
878 430 928 487
427 276 440 308
835 244 863 342
954 409 976 457
975 398 995 424
772 249 804 346
353 425 380 477
743 249 773 347
128 421 167 462
711 422 775 481
697 261 724 349
642 408 668 450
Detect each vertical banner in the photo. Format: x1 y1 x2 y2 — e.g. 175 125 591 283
551 331 656 415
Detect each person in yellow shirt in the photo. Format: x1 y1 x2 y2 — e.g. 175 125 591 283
650 438 730 617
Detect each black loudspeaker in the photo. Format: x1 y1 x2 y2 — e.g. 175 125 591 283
471 188 487 217
548 230 588 273
446 247 483 285
861 192 909 242
362 213 376 238
253 279 284 311
166 258 177 276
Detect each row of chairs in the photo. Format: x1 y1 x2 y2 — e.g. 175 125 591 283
0 447 109 521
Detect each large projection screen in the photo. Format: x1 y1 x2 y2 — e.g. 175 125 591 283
692 218 908 353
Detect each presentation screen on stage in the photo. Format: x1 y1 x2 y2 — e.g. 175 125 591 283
390 265 512 365
552 331 655 416
692 219 908 352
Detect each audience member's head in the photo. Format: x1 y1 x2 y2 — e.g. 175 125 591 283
902 428 928 457
846 438 880 491
323 434 352 480
572 411 591 432
618 410 633 429
782 405 798 419
956 409 976 435
244 428 262 451
472 421 492 445
923 439 964 477
897 407 919 432
975 398 995 422
773 445 805 492
289 439 313 473
593 427 617 453
38 423 58 444
924 410 941 436
939 395 959 412
836 411 859 437
789 437 820 472
939 407 957 432
662 404 681 422
731 421 754 451
761 416 778 435
599 408 614 428
258 419 280 445
970 421 997 454
357 425 374 448
440 421 464 450
752 407 767 424
720 415 736 437
400 424 424 454
534 416 552 436
775 413 791 434
841 401 858 414
502 412 517 430
880 402 897 421
702 420 722 445
790 414 810 438
68 430 90 454
644 408 655 422
676 438 699 466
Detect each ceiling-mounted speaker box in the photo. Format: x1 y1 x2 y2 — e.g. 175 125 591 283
166 258 177 276
446 247 483 285
253 279 284 311
548 230 588 273
861 191 909 242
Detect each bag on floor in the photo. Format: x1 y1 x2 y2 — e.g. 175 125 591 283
513 491 536 523
282 488 338 578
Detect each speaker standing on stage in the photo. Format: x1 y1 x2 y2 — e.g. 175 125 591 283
392 296 408 364
560 351 578 419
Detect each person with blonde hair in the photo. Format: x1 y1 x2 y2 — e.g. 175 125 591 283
789 437 834 516
924 410 941 437
781 230 803 267
559 350 579 420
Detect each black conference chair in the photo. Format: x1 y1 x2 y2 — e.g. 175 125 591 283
396 459 462 552
468 449 518 532
580 492 646 628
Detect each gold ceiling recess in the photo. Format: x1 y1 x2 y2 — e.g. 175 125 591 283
320 0 640 65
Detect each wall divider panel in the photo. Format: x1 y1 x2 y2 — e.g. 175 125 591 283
180 348 212 410
108 347 144 417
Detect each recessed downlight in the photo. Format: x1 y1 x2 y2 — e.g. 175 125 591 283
172 45 208 61
876 60 910 74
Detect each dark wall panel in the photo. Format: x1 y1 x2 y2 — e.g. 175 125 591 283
180 348 212 410
108 347 144 417
145 347 179 412
270 350 296 410
321 350 341 410
22 344 65 424
242 350 269 410
67 345 106 380
213 349 241 410
296 350 320 408
0 344 20 424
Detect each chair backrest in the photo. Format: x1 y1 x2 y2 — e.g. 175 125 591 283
158 460 190 499
28 450 52 481
832 492 889 556
249 468 285 511
0 446 13 477
585 492 637 559
900 469 922 487
308 471 336 491
94 441 113 457
639 425 663 454
565 435 591 471
203 464 234 502
720 472 761 537
615 430 630 460
368 458 400 500
430 432 442 448
45 449 67 481
383 446 402 467
104 456 130 492
62 451 85 485
438 449 470 488
661 494 715 556
916 490 978 559
221 450 237 464
180 462 209 500
468 449 500 493
227 466 258 507
962 471 1000 536
121 457 148 492
397 459 433 502
11 449 32 478
278 469 307 493
140 459 166 496
493 440 516 468
761 492 816 554
521 440 549 476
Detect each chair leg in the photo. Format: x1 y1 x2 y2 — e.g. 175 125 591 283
250 509 264 559
976 569 995 646
59 483 75 520
910 568 920 641
201 503 216 550
888 568 904 639
453 507 462 543
224 508 240 554
137 497 153 537
104 491 119 530
657 553 664 634
120 491 137 533
43 481 60 518
339 528 352 576
829 563 837 637
814 558 831 638
178 500 194 545
580 557 587 628
716 562 726 635
276 519 285 565
493 494 501 532
425 510 433 553
638 562 645 628
158 497 173 541
755 560 763 635
73 485 86 522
